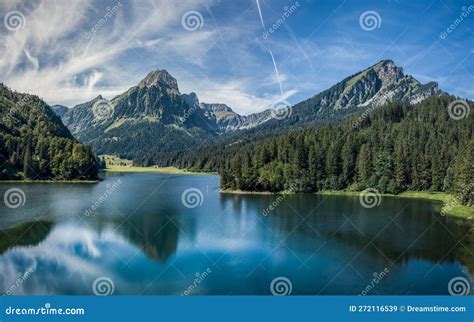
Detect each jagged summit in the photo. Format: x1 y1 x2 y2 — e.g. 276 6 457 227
200 102 234 113
138 69 179 94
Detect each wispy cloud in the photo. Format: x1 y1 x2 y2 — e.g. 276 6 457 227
0 0 472 115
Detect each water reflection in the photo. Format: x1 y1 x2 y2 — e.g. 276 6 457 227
0 173 472 295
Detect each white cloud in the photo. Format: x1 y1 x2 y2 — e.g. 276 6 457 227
0 0 215 106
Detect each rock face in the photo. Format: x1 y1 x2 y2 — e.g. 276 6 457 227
51 104 69 118
318 60 440 111
52 60 441 165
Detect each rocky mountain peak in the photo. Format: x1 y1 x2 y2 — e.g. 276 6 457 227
182 92 200 109
138 69 180 94
200 102 235 113
371 59 404 83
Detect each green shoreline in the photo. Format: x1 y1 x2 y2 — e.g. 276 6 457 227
0 180 99 184
222 189 473 220
102 165 213 175
320 190 473 220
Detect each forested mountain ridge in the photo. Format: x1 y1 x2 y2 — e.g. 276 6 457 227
54 60 441 166
0 84 98 180
218 95 473 204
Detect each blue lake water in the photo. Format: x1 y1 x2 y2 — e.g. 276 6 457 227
0 172 472 295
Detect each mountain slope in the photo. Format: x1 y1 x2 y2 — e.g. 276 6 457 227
54 60 441 166
0 84 98 180
218 95 473 204
58 70 220 165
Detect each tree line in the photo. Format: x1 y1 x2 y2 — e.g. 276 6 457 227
0 84 98 180
160 95 473 204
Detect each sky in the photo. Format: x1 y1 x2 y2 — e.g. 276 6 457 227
0 0 472 115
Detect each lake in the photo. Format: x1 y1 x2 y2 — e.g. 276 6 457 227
0 172 472 295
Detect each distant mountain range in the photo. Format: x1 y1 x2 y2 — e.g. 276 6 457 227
50 59 442 165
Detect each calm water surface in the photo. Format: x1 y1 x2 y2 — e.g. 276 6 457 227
0 172 472 295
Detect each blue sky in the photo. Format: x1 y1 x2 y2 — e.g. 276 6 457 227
0 0 472 114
